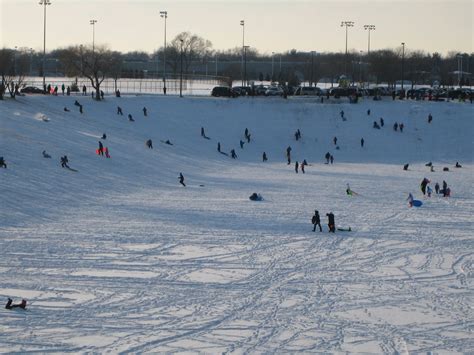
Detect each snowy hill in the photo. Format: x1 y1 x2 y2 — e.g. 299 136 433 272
1 94 473 353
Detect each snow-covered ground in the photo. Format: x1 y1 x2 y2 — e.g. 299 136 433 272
1 94 473 353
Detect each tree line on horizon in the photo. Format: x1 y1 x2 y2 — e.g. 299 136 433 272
1 31 472 100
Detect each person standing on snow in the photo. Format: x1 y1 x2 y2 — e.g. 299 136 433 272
286 146 292 165
143 107 147 116
420 178 430 195
231 149 237 159
262 152 268 162
312 210 322 232
407 193 414 207
326 212 335 233
146 139 153 149
435 182 440 194
295 161 299 173
98 141 104 156
325 152 330 164
361 138 365 147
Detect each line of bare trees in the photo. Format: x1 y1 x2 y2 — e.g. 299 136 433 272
1 31 472 100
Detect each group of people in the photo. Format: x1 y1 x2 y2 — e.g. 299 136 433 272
421 178 450 198
311 210 336 233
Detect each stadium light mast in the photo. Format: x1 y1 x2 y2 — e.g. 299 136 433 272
160 11 168 94
39 0 51 91
90 19 97 52
363 24 375 54
341 21 354 76
244 45 249 86
240 20 245 86
271 52 275 81
180 39 184 98
401 42 406 93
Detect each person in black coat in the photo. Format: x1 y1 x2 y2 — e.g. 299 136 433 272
178 173 186 187
5 298 26 309
60 156 69 168
143 107 147 116
117 106 123 115
0 156 6 168
361 138 364 147
295 161 299 173
312 210 322 232
98 141 104 155
231 149 237 159
286 146 292 165
262 152 267 162
326 212 335 233
146 139 153 149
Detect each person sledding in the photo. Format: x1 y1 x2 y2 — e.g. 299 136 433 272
346 183 359 196
249 192 263 201
5 298 27 310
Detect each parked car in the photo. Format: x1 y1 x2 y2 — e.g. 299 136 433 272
20 86 45 94
211 86 238 98
265 86 284 96
254 85 269 96
232 86 252 96
329 87 359 97
294 86 322 96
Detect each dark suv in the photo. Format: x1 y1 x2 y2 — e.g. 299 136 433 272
211 86 238 98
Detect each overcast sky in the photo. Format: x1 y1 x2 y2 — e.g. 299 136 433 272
1 0 472 55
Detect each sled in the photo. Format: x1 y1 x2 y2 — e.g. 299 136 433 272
337 227 352 232
412 200 423 207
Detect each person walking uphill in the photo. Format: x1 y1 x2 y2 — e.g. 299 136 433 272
312 210 322 232
98 141 104 156
178 173 186 187
326 212 335 233
286 146 292 165
311 210 323 232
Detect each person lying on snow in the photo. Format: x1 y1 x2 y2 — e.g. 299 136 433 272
249 193 263 201
5 298 26 310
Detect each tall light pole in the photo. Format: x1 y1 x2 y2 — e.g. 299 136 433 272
363 25 375 55
13 46 18 76
240 20 245 86
456 53 463 87
29 48 33 77
271 52 275 81
244 45 249 86
160 11 168 94
90 19 97 52
39 0 51 91
180 39 184 98
401 42 405 93
341 21 354 77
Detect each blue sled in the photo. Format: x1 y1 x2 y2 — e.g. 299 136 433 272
412 200 423 207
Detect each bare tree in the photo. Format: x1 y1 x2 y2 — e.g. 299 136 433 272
0 48 29 99
59 45 116 100
168 32 212 75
